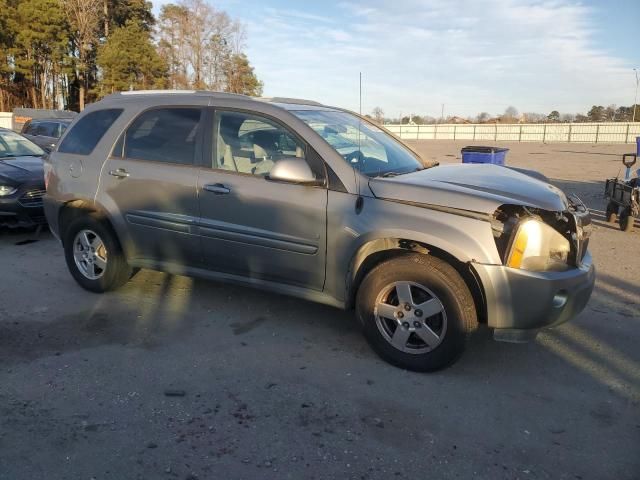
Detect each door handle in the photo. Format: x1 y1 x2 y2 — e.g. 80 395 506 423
109 168 129 179
204 183 231 195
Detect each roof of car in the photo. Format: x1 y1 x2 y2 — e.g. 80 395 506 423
28 118 73 123
100 90 336 111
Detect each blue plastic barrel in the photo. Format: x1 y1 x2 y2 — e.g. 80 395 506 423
461 146 509 165
636 136 639 156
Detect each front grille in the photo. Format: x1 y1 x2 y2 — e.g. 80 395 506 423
19 188 46 207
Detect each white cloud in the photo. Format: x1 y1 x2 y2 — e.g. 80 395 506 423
241 0 635 118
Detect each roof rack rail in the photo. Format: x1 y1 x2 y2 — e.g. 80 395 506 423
261 97 325 107
103 90 251 100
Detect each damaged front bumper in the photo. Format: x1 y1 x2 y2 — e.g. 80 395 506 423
472 250 595 342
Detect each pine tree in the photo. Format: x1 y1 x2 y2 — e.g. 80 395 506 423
224 53 263 97
14 0 69 109
97 20 168 95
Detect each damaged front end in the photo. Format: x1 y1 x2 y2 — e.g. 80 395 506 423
490 194 592 273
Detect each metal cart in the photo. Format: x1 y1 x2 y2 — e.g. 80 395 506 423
604 153 639 232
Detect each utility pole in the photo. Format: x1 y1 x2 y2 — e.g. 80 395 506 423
633 68 639 122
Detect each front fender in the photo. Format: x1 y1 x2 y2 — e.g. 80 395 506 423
324 192 502 304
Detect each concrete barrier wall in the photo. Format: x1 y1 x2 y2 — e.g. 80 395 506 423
385 122 640 144
0 112 12 129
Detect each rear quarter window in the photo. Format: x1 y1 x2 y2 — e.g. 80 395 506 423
58 109 123 155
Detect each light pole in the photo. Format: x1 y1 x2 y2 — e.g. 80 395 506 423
633 68 639 122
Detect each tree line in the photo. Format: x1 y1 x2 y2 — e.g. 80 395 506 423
0 0 262 112
377 104 640 125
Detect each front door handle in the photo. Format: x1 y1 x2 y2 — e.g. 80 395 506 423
109 168 130 179
204 183 231 195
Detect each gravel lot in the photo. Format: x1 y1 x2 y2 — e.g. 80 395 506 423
1 140 639 480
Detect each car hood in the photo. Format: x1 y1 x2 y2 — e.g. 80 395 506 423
368 163 568 214
0 156 44 184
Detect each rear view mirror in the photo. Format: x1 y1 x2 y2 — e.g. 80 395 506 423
267 158 323 186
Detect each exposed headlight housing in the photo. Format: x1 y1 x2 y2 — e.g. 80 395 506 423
0 185 18 196
506 218 571 272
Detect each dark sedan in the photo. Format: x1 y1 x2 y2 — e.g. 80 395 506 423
21 118 72 152
0 128 46 228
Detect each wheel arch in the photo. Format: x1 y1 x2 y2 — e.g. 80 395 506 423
57 199 130 256
346 237 487 324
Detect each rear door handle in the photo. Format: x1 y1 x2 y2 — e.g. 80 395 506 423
204 183 231 195
109 168 129 179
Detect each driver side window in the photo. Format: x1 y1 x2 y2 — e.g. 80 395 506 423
213 111 306 176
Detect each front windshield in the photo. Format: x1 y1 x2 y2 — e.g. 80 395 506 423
292 109 423 177
0 130 44 158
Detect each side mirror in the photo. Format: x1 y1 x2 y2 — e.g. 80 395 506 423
266 158 323 186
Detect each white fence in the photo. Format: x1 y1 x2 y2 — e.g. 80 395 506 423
385 122 640 144
0 112 12 129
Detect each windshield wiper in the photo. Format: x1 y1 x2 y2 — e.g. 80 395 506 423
379 167 424 178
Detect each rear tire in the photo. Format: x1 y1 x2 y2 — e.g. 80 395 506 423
63 214 132 293
605 201 617 223
619 208 634 232
356 254 477 372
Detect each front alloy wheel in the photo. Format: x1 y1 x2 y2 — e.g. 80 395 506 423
374 281 447 354
356 254 477 372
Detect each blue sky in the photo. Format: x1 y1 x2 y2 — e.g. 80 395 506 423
153 0 640 118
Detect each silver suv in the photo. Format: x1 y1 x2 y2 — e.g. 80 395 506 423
43 91 595 371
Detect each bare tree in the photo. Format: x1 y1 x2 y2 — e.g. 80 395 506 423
502 106 519 122
476 112 490 123
158 4 191 88
158 0 254 92
64 0 101 110
371 106 384 124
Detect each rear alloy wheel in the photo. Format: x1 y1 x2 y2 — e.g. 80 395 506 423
63 214 132 292
356 254 477 372
73 229 108 280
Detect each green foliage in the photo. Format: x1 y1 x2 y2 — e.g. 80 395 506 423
587 105 605 122
1 0 261 109
15 0 69 78
97 20 168 94
224 53 263 97
547 110 560 122
107 0 155 32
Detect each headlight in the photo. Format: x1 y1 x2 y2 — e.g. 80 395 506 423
0 185 18 196
506 219 571 272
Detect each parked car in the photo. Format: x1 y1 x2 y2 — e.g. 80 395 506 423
0 128 46 228
43 91 595 371
21 118 72 152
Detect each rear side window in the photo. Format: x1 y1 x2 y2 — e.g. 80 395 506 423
36 122 56 136
124 108 202 165
58 109 122 155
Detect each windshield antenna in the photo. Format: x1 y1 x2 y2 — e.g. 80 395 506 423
354 72 364 213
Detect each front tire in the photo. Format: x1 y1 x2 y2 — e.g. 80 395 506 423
63 214 132 293
356 254 477 372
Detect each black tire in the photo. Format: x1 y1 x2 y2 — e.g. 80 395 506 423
619 208 634 233
63 213 132 293
605 201 617 223
356 254 477 372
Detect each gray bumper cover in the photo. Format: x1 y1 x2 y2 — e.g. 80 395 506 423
472 251 595 342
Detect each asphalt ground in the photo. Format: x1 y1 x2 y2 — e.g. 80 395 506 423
1 140 638 479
